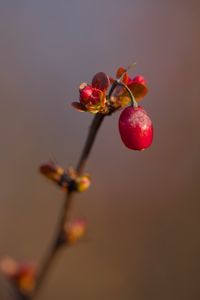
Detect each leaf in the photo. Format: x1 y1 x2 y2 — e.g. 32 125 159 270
116 67 129 84
92 72 110 91
109 76 115 84
71 102 86 112
127 76 148 101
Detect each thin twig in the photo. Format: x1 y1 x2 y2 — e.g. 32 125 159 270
76 113 105 174
28 113 105 300
28 191 73 300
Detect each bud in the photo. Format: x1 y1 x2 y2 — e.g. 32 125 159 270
79 83 105 113
65 219 87 244
40 162 64 178
0 257 37 295
73 75 108 114
75 174 91 192
39 162 71 190
79 83 93 104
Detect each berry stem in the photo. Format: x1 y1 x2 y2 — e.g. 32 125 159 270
27 113 105 300
108 80 138 108
117 82 138 108
108 63 137 109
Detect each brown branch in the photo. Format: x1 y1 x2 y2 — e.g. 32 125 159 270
76 113 105 174
27 113 105 300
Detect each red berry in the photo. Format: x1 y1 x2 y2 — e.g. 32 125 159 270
119 106 153 150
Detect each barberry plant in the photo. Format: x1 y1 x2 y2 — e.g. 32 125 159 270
0 64 153 300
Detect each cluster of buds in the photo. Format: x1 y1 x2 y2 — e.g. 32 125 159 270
0 257 37 296
39 162 91 192
72 65 153 151
72 72 110 113
72 66 148 114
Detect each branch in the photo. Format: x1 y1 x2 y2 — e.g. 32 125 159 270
28 113 105 300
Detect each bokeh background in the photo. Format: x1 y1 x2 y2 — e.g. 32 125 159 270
0 1 200 299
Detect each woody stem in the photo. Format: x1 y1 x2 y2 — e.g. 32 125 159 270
28 113 105 300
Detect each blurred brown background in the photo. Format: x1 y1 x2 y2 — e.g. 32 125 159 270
0 0 200 299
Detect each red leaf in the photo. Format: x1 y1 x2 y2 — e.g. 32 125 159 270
128 76 148 101
92 72 110 91
109 76 115 84
116 67 130 84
